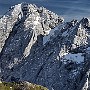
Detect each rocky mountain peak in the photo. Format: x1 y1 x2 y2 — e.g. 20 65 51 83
0 3 64 54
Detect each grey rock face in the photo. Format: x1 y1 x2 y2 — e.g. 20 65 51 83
0 3 90 90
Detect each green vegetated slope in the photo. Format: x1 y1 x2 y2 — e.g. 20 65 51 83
0 81 48 90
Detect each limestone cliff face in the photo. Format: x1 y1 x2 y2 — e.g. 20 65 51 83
0 3 90 90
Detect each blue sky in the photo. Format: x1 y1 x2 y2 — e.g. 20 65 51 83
0 0 90 21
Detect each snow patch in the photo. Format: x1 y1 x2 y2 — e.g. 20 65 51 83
43 26 59 45
86 47 90 51
11 4 22 18
62 30 68 37
43 23 67 45
86 47 90 54
33 16 40 25
63 53 84 63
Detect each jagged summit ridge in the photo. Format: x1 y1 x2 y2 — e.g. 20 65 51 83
0 3 64 53
0 3 90 90
0 3 64 84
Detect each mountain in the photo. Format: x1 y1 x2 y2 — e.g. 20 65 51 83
0 3 90 90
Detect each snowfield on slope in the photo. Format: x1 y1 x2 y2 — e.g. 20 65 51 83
63 53 84 64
